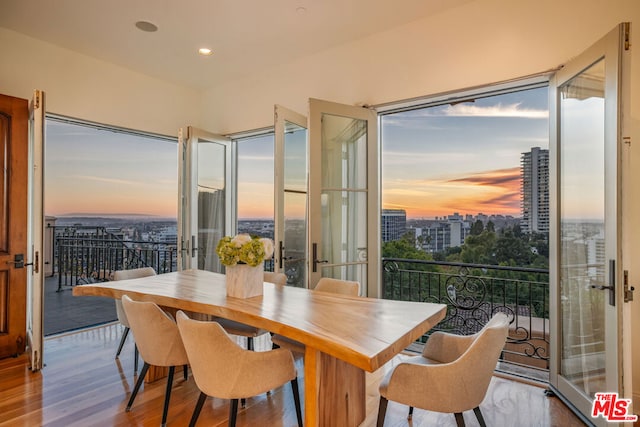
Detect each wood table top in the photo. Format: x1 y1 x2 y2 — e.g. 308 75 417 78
73 269 446 372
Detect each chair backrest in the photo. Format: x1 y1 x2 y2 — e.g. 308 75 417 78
121 295 188 367
176 311 296 399
113 267 157 281
452 312 510 408
314 277 360 296
264 271 287 286
113 267 157 327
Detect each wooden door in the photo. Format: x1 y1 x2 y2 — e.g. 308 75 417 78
0 94 28 358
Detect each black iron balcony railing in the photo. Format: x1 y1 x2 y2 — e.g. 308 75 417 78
52 226 177 291
382 258 550 378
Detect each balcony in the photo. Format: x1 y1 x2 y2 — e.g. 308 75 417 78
46 227 550 382
382 258 549 382
44 224 179 335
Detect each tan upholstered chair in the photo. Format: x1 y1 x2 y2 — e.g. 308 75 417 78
215 271 287 351
113 267 157 373
271 277 361 354
121 295 190 427
376 312 510 427
264 271 288 286
176 311 303 427
314 277 360 296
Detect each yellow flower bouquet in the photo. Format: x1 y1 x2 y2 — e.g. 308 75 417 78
216 234 274 267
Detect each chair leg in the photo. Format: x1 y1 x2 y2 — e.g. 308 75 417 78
115 327 130 358
376 396 388 427
161 366 175 427
454 412 466 427
183 364 189 380
189 391 208 427
134 344 139 373
408 406 414 420
228 399 239 427
126 362 150 411
247 337 254 351
291 378 303 427
473 407 487 427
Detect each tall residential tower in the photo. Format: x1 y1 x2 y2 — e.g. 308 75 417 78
521 147 549 234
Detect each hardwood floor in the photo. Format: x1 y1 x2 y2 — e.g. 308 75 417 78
0 323 586 426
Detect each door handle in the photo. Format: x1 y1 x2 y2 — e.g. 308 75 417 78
312 243 328 273
590 259 616 306
591 285 614 291
191 235 197 255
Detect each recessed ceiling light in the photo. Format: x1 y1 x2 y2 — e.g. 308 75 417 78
135 21 158 32
296 7 307 14
198 48 213 56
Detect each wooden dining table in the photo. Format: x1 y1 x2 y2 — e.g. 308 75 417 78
73 269 446 427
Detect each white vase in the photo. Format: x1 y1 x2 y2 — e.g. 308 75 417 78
225 263 264 298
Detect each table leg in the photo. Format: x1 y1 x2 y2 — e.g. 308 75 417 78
304 347 365 427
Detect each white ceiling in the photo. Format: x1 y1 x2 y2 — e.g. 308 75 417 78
0 0 474 90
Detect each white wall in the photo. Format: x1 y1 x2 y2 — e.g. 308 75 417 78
0 28 200 137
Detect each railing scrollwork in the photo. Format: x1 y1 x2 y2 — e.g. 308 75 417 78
382 257 550 378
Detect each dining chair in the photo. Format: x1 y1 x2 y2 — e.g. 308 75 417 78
270 277 361 354
121 295 190 427
176 311 303 427
376 312 510 427
113 266 157 373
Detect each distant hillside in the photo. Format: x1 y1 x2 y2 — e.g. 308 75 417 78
53 215 177 227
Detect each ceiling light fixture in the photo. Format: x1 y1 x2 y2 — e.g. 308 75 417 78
135 21 158 32
296 7 307 15
198 48 213 56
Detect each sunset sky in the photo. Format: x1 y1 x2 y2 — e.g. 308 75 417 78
45 87 549 220
45 121 178 218
381 87 548 218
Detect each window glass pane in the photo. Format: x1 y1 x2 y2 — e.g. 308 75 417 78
320 114 367 189
284 121 307 193
46 120 177 220
284 191 307 288
237 133 274 240
321 190 367 264
559 59 606 396
381 87 549 259
197 141 226 272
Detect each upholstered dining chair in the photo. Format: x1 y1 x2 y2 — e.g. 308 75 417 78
215 271 287 351
270 277 361 354
176 311 303 427
376 312 510 427
113 267 157 373
121 295 190 427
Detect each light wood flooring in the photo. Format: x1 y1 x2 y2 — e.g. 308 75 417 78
0 323 587 426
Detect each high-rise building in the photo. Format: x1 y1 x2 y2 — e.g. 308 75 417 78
381 209 407 242
521 147 549 234
414 215 472 253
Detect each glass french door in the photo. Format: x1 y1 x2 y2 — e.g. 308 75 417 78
308 99 379 296
274 105 308 288
550 23 630 425
27 89 45 371
178 126 235 272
